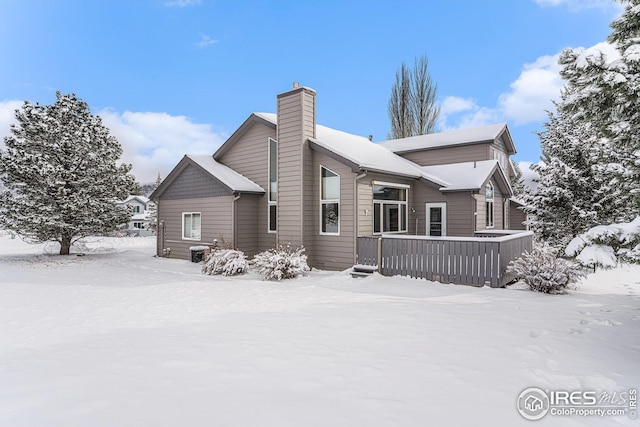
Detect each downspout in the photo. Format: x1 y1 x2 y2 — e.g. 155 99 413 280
233 193 241 248
354 170 367 265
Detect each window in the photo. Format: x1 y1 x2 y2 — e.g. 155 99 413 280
132 205 141 213
320 166 339 234
373 183 408 234
486 182 494 228
493 149 506 171
268 138 277 233
133 221 145 229
183 212 201 240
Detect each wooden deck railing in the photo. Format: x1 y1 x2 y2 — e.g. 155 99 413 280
356 231 533 287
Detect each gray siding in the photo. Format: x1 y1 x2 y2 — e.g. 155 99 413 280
161 164 230 200
398 143 490 166
217 120 277 253
235 195 260 256
276 87 316 249
413 186 475 237
510 202 528 230
158 196 233 260
309 152 356 270
476 180 505 232
357 179 373 236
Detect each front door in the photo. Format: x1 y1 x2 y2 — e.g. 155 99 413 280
426 203 447 236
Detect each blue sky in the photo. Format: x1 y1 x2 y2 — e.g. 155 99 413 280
0 0 622 183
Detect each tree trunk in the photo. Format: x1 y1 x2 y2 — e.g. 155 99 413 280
60 237 71 255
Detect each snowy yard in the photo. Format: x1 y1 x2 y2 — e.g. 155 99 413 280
0 234 638 427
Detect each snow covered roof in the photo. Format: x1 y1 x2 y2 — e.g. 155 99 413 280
120 195 150 205
379 123 513 153
420 160 511 193
253 113 436 181
186 154 265 194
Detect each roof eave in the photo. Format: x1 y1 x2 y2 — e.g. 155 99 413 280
213 113 277 160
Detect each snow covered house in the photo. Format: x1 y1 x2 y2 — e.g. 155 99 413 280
151 85 525 269
116 195 154 236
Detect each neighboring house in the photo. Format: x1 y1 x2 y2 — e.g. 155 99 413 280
151 84 526 270
116 195 155 236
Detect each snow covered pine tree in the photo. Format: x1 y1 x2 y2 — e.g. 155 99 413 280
526 0 640 246
0 92 136 255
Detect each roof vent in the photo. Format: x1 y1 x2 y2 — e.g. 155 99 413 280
368 135 373 141
292 82 300 89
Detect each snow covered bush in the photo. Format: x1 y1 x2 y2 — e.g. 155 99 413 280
202 248 248 276
565 217 640 268
253 244 310 281
507 242 585 294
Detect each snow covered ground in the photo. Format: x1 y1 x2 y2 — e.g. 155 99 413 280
0 234 638 427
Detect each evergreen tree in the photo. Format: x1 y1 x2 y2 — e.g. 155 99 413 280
527 0 640 246
388 54 440 139
510 160 527 199
0 92 136 254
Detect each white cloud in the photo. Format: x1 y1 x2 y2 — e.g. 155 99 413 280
518 161 541 192
498 54 563 125
532 0 619 11
196 34 218 48
439 41 617 130
0 100 23 143
165 0 201 7
1 102 227 185
99 109 228 184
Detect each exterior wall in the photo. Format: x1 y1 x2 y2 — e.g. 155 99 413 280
357 179 373 236
161 164 230 200
158 197 233 260
276 87 316 249
398 143 490 166
234 195 260 257
413 186 475 237
309 151 356 270
510 203 528 230
356 172 414 237
217 121 276 252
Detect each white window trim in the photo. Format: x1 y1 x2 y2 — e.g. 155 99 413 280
486 181 495 229
182 212 202 241
372 183 409 235
425 202 447 236
320 165 340 236
267 137 277 234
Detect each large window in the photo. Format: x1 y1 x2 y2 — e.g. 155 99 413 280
373 183 408 234
486 181 494 228
268 138 277 233
183 212 201 240
320 166 340 234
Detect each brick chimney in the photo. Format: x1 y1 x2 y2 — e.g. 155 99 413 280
276 83 316 248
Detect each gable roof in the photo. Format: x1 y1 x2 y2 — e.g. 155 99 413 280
420 159 513 195
119 195 150 205
379 123 516 154
213 113 276 160
251 112 446 185
150 154 264 200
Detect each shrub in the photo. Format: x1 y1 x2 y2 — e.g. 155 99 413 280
253 244 310 281
507 242 585 294
565 217 640 268
202 248 248 276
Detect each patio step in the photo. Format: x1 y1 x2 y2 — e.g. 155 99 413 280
351 264 377 278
